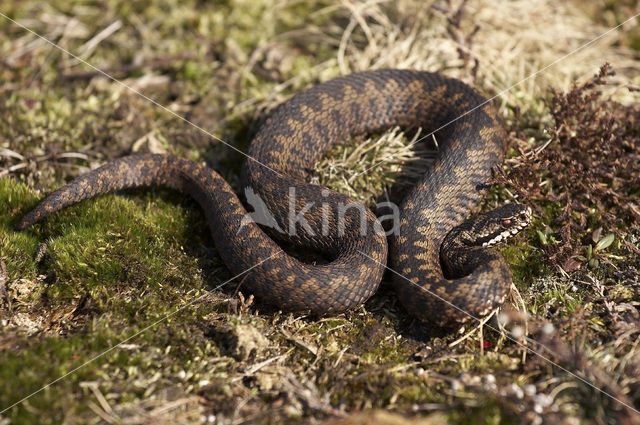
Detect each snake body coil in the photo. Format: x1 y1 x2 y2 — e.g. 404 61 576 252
16 69 530 327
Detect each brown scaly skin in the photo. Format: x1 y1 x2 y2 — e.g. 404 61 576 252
16 69 529 327
15 155 385 314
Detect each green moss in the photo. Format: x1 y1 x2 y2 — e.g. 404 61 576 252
449 398 515 425
0 174 230 423
0 179 41 278
498 233 547 288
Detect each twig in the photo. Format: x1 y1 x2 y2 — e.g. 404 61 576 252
449 308 498 348
0 260 12 314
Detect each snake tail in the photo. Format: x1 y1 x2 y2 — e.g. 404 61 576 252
15 154 387 314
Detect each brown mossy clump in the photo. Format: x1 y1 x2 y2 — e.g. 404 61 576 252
498 64 640 273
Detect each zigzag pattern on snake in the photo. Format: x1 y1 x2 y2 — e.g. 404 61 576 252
16 69 531 327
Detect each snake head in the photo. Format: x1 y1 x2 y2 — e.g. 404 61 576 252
475 204 532 247
444 204 532 250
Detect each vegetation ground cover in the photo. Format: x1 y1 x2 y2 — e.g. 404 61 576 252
1 1 639 424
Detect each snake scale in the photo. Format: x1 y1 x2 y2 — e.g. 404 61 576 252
16 69 531 327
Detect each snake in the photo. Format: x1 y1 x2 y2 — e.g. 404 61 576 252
15 69 531 327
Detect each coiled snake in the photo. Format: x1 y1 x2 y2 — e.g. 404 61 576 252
16 69 531 327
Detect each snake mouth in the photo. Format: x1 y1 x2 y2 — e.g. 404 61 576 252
481 221 529 247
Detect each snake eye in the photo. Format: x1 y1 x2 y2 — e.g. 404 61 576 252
501 218 512 228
